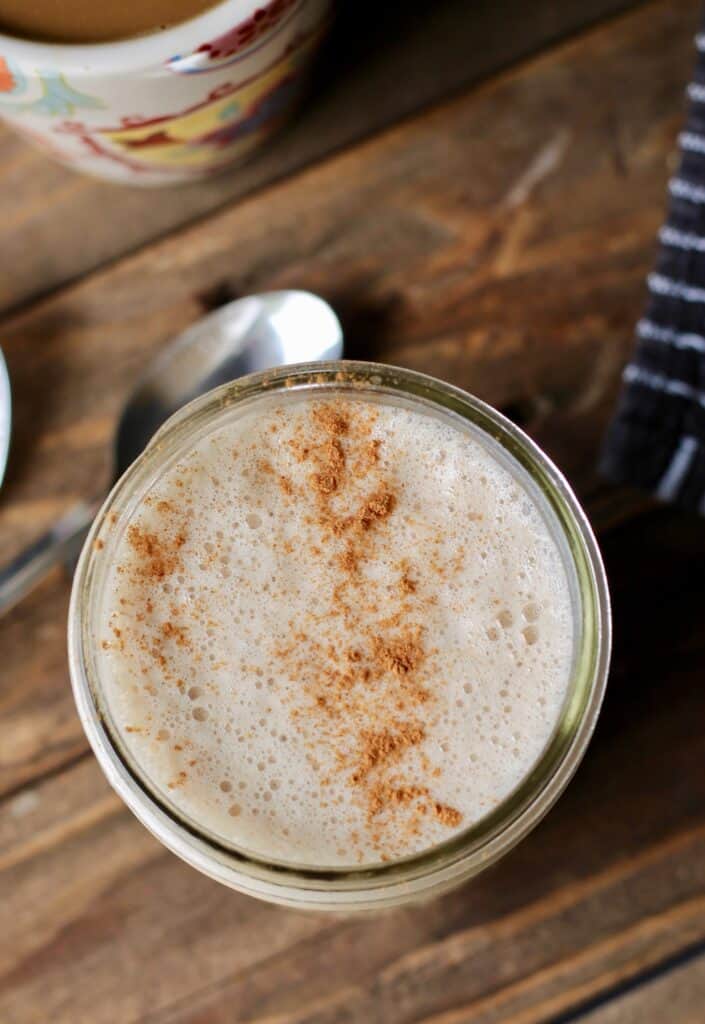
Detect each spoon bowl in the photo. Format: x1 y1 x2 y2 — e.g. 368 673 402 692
116 291 342 474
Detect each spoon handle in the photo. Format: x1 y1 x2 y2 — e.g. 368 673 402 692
0 500 99 617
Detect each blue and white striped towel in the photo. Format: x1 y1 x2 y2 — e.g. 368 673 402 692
601 27 705 512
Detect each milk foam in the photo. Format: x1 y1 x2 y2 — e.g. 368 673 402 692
95 393 575 866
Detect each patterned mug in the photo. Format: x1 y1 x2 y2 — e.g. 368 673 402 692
0 0 332 185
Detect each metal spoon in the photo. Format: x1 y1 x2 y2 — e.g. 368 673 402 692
0 290 343 616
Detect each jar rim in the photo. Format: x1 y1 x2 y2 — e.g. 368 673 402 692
68 361 611 909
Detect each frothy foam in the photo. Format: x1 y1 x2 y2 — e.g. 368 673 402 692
95 393 575 866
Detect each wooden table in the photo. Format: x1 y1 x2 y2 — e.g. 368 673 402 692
2 1 705 1020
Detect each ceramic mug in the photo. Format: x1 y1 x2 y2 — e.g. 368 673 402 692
0 0 331 185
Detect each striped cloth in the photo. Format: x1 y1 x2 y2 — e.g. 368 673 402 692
601 27 705 512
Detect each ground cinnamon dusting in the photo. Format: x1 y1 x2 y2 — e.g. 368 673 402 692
312 405 349 436
126 524 185 580
105 498 195 695
338 543 358 574
104 395 464 861
399 562 417 594
351 723 425 783
372 630 424 676
272 398 462 853
433 802 463 827
161 621 190 647
357 490 395 531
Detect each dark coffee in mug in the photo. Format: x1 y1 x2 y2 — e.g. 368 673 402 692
0 0 219 43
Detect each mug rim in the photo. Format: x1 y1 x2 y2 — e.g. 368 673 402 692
0 0 269 71
68 360 612 909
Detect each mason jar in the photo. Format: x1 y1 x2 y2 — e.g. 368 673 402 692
68 361 611 910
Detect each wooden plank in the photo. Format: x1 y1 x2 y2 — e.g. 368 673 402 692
0 0 646 315
0 0 696 797
0 577 85 799
577 951 705 1024
0 507 703 1023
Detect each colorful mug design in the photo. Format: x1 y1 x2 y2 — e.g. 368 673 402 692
167 0 302 73
0 0 331 184
0 57 103 116
57 27 321 178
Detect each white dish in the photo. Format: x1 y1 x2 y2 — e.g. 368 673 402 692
0 349 10 488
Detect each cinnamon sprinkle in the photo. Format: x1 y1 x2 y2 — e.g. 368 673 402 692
372 629 424 677
338 542 358 574
351 723 425 784
312 405 349 436
109 396 464 857
368 782 429 817
433 803 463 827
279 400 463 844
399 562 417 594
126 524 185 580
356 490 395 531
161 621 190 648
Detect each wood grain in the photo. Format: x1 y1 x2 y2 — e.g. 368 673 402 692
0 0 645 315
1 508 704 1023
1 3 703 1021
579 951 705 1024
0 0 694 797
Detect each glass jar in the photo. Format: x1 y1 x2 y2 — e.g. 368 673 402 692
68 361 611 911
